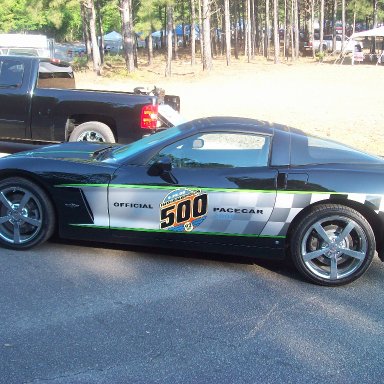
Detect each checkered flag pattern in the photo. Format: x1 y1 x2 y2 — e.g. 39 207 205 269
261 192 384 237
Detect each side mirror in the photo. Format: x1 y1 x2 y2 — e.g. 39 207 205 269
147 156 173 176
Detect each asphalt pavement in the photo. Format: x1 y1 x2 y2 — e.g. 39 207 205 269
0 241 383 384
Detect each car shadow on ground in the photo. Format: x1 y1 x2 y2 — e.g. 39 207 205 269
52 237 304 283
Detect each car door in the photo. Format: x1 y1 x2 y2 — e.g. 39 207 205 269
0 58 31 139
108 131 278 245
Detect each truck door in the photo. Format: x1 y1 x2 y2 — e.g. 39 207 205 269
0 58 31 139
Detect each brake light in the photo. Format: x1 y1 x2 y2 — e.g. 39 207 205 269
141 104 158 129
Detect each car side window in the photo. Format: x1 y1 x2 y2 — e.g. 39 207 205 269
291 133 381 165
0 60 24 88
149 132 270 168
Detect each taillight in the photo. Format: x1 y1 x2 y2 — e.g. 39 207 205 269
140 104 158 129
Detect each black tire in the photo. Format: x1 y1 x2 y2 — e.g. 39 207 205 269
290 204 375 286
0 177 55 250
69 121 115 143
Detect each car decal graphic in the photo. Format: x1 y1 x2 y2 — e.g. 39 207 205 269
160 188 208 232
57 184 384 237
59 183 333 193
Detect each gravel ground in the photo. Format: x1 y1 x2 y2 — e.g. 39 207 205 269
76 56 384 156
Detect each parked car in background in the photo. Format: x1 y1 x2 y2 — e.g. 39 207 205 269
324 34 363 52
301 32 362 55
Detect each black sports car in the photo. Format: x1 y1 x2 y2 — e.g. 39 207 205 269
1 117 383 286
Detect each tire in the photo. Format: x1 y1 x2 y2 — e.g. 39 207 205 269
69 121 115 143
0 177 55 250
290 204 375 286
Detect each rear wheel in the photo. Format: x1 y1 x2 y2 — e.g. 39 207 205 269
69 121 115 143
290 204 375 286
0 178 55 249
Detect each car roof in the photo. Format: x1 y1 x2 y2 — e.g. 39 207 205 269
184 116 292 136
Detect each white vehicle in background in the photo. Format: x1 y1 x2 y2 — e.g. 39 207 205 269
0 34 54 58
324 34 363 53
301 32 362 55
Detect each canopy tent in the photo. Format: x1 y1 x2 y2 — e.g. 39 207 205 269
103 31 122 41
103 31 123 53
335 26 384 65
350 26 384 39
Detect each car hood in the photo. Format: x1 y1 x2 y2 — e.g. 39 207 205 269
9 142 117 161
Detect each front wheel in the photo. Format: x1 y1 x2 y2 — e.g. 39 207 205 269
0 178 55 250
69 121 115 143
290 204 375 286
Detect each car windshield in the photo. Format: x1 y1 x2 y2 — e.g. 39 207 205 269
112 121 195 161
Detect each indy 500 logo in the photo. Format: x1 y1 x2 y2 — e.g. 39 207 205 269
160 188 208 232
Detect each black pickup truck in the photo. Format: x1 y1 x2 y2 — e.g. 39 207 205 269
0 55 180 151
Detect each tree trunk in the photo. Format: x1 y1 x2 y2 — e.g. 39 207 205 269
202 0 212 70
148 33 153 65
293 0 299 59
173 26 179 60
190 0 196 66
95 0 104 64
120 0 135 73
290 0 295 60
245 0 252 62
283 0 288 58
234 0 239 59
250 0 256 56
81 2 92 59
255 0 260 54
332 0 337 53
198 0 204 63
84 0 102 75
311 0 315 57
224 0 231 65
273 0 279 63
165 5 173 77
372 0 377 52
319 0 324 55
265 0 270 59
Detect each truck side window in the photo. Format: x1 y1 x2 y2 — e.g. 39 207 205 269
37 61 75 89
0 60 24 88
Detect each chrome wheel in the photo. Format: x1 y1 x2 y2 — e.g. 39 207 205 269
0 178 55 249
0 186 43 244
301 215 367 281
76 130 106 142
290 204 375 286
69 122 115 143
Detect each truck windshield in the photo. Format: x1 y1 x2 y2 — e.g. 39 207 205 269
112 121 194 161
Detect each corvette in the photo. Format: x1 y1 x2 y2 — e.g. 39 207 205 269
0 116 383 286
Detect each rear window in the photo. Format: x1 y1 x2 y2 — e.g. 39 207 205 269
7 48 39 56
291 133 382 165
0 59 24 88
37 61 75 89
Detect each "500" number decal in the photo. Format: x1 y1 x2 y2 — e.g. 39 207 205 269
160 190 208 231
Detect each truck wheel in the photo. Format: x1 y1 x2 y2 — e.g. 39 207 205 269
69 121 115 143
0 177 55 250
290 204 375 286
